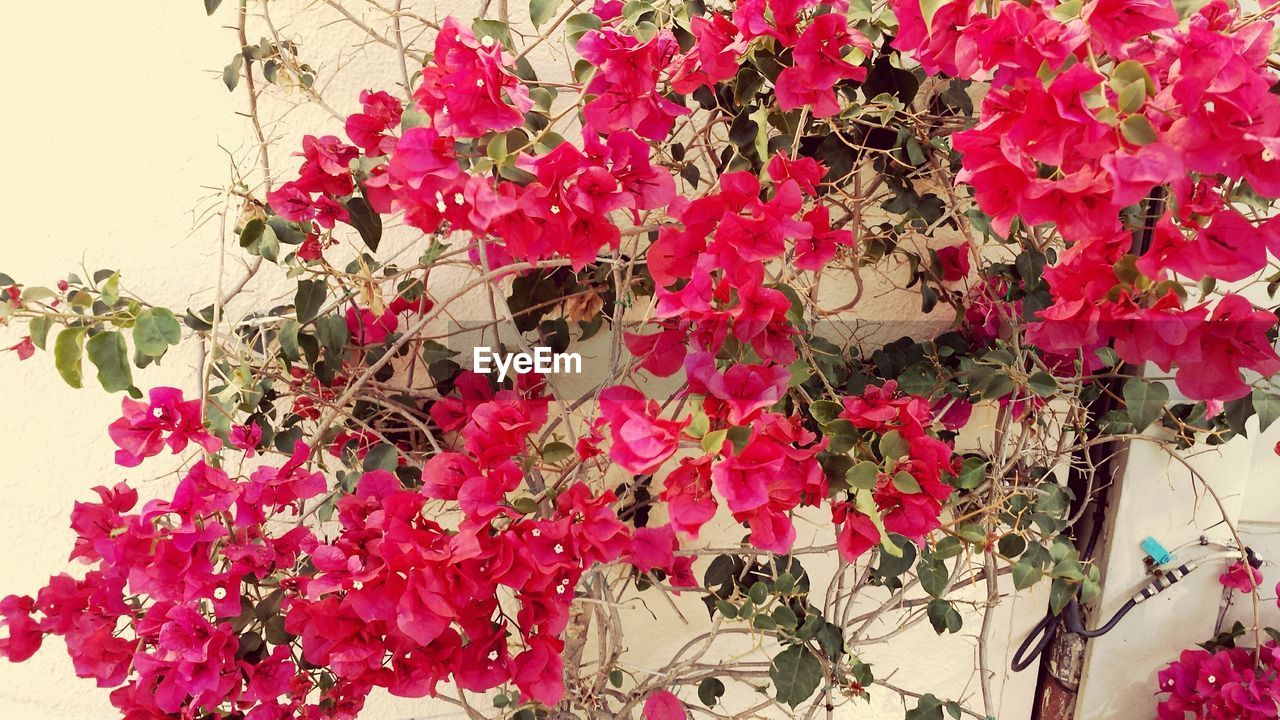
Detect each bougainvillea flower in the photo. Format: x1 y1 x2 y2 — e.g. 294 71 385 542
599 385 689 474
108 387 222 467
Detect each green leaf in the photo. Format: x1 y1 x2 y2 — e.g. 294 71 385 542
314 315 349 357
918 556 948 597
28 315 51 350
952 457 987 489
1027 371 1058 397
892 471 922 494
362 444 399 472
878 429 909 460
342 196 382 252
846 461 880 490
769 645 822 708
906 693 945 720
1012 557 1043 590
698 677 725 707
421 340 458 364
809 399 844 425
701 428 728 454
531 0 567 26
204 0 223 14
100 272 121 306
566 12 602 46
294 280 326 324
1253 389 1280 432
1123 377 1168 431
1049 578 1077 616
53 327 87 389
926 599 962 634
223 52 244 92
1120 115 1158 146
86 332 133 393
541 441 574 463
133 308 183 357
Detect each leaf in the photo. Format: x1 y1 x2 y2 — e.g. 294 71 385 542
28 315 51 350
1027 371 1058 397
314 315 349 357
342 196 382 252
204 0 223 14
294 280 326 324
530 0 567 26
1049 578 1077 616
362 444 399 472
918 556 949 597
565 13 602 46
892 471 922 494
541 441 574 463
223 52 244 92
421 340 458 365
769 645 822 708
471 19 513 50
927 599 962 634
846 461 879 490
101 272 121 306
1012 557 1044 590
86 332 133 393
133 308 183 357
1123 377 1168 431
53 327 87 389
697 678 725 707
1120 115 1158 146
809 399 844 425
878 429 909 460
701 428 728 454
1253 389 1280 432
952 457 987 489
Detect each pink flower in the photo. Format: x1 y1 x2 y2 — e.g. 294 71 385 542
670 14 743 94
108 387 222 467
413 18 532 138
643 689 688 720
660 457 717 539
512 634 565 706
1218 561 1262 593
685 352 790 425
7 336 33 360
598 386 689 474
229 423 262 456
936 244 971 282
775 15 870 117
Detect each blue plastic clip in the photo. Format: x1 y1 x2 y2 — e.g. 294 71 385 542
1142 537 1173 566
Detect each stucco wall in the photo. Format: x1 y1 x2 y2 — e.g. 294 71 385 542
0 3 1056 719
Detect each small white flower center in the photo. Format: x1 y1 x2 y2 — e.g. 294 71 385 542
152 407 166 419
549 204 561 215
453 192 465 204
554 543 564 554
212 587 228 600
481 35 495 47
1207 675 1216 684
487 650 499 661
531 528 541 537
475 78 485 88
351 581 363 590
1263 148 1277 162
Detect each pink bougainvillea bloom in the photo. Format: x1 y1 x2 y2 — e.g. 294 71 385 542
775 15 871 117
1218 561 1262 593
660 457 717 539
669 14 743 94
643 689 688 720
7 336 33 360
936 243 971 282
598 385 689 474
413 18 532 138
229 423 262 456
512 633 565 706
108 387 222 467
345 306 399 346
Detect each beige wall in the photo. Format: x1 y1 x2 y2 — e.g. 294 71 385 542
0 3 1054 719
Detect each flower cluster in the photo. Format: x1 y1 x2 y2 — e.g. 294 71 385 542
895 0 1280 401
1158 642 1280 719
